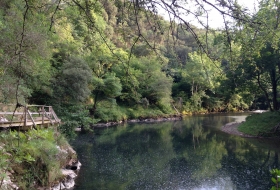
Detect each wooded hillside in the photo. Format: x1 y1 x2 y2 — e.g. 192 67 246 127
1 0 280 135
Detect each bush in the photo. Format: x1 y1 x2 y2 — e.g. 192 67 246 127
0 129 72 189
56 104 96 139
95 103 128 122
59 120 79 139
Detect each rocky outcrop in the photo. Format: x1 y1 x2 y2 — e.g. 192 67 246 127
51 161 81 190
1 144 81 190
51 147 81 190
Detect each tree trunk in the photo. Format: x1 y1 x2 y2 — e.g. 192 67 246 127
191 79 194 95
270 69 279 111
273 152 279 169
257 72 273 111
91 91 99 115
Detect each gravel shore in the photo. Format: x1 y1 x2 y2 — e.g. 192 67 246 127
221 122 255 138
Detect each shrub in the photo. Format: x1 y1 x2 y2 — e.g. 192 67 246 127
271 168 280 190
94 103 127 122
0 128 72 189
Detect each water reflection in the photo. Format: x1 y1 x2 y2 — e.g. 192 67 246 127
72 113 280 190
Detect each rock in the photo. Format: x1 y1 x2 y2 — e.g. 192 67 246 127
52 182 66 190
63 178 75 189
92 116 182 128
66 146 76 156
1 174 19 190
61 169 77 178
51 169 79 190
51 145 81 190
76 161 82 170
56 145 68 154
61 169 77 189
66 160 82 171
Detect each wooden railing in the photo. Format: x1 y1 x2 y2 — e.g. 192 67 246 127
0 104 61 129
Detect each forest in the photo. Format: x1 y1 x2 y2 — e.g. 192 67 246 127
1 0 280 136
1 0 280 189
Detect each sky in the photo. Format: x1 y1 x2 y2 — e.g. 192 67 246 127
158 0 259 29
206 0 259 28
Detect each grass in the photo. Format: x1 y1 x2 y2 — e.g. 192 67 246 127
238 111 280 136
0 128 74 189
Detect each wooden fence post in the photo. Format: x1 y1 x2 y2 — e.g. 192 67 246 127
24 106 27 127
42 106 45 125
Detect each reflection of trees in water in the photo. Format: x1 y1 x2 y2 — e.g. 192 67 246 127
221 136 279 189
192 136 227 179
170 116 228 187
192 123 205 149
168 115 279 189
82 122 176 189
72 116 280 190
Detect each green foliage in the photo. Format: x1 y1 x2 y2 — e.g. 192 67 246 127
130 56 173 109
203 96 224 112
92 73 122 98
227 94 249 112
57 104 96 139
231 0 280 111
0 129 71 189
126 106 168 119
93 100 172 122
185 52 221 92
238 111 280 136
53 56 92 103
94 101 128 122
59 120 79 140
191 91 209 111
270 169 280 190
0 0 53 104
3 0 280 126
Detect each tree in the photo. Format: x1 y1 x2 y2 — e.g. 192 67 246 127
1 0 275 120
0 0 53 104
245 43 280 111
230 0 280 111
91 72 122 113
174 51 222 112
52 56 92 103
130 56 173 112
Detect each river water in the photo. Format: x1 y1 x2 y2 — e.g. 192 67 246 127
71 113 280 190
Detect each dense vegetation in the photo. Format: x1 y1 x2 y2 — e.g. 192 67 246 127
1 0 280 133
0 128 76 189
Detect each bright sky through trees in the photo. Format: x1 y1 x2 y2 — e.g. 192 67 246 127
158 0 259 29
207 0 259 28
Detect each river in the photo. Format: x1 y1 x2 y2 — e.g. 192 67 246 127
71 113 280 190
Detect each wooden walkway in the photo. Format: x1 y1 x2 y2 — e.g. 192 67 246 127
0 104 61 130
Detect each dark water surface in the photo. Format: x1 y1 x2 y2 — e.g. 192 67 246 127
71 113 280 190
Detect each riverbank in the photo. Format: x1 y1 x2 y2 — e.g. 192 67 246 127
221 122 255 138
86 114 183 128
221 111 280 138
